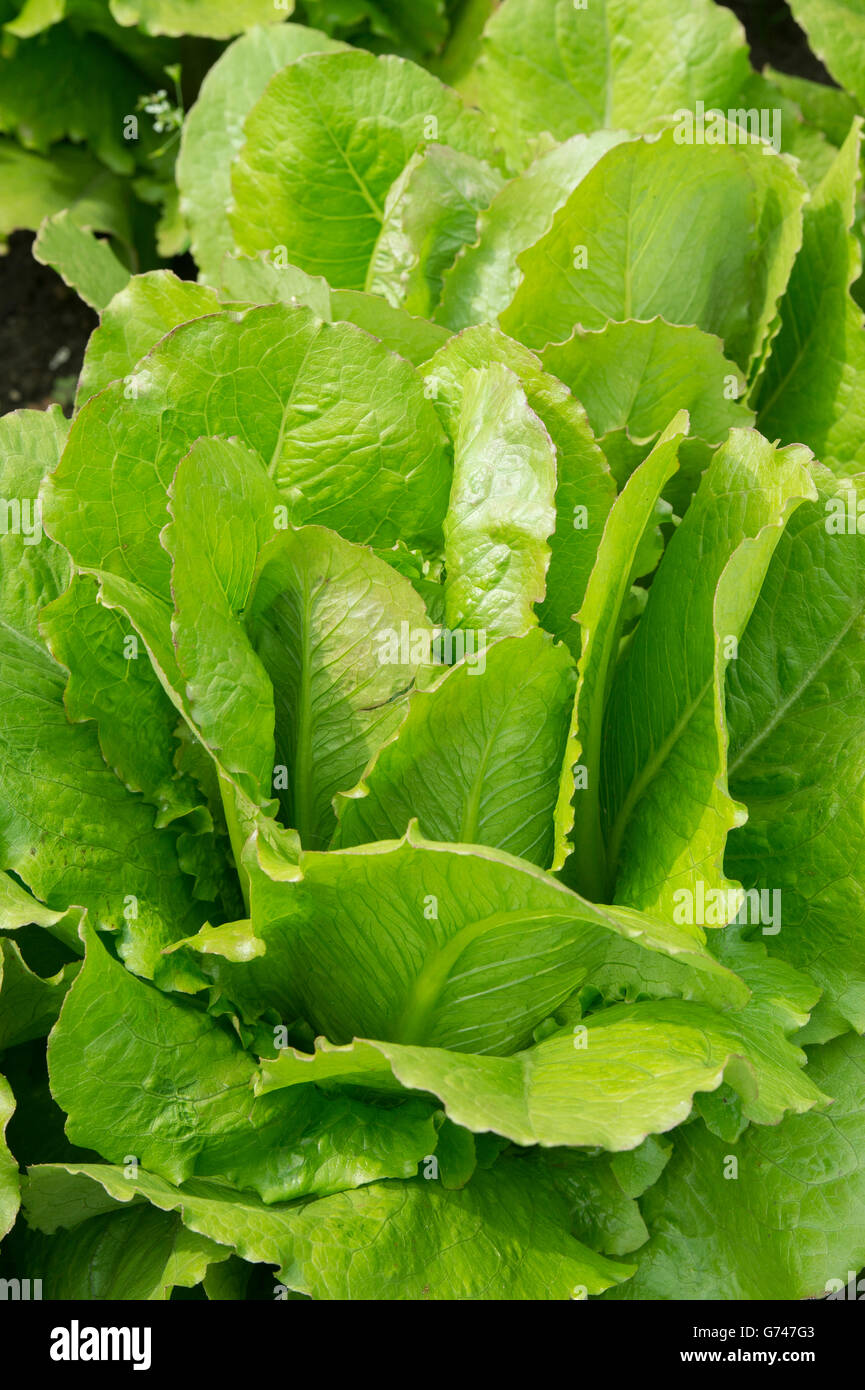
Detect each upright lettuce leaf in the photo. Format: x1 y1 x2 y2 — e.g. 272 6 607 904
558 415 687 897
176 23 347 283
502 127 806 376
230 50 503 289
442 362 556 637
600 431 816 917
425 325 615 657
756 122 865 471
246 523 436 848
472 0 749 166
334 629 575 868
726 469 865 1036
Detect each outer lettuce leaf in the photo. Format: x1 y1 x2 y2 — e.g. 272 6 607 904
40 573 202 826
47 927 440 1199
256 991 823 1146
472 0 749 166
543 320 752 447
607 1033 865 1300
424 325 615 657
22 1156 633 1299
501 127 806 376
442 362 556 637
176 22 347 282
9 1203 231 1299
76 270 219 404
33 210 130 311
0 407 70 644
0 1075 18 1242
601 431 816 917
726 469 865 1036
0 137 133 247
333 628 575 868
756 122 865 471
230 50 503 289
0 938 78 1050
184 824 748 1054
0 22 149 174
787 0 865 109
0 411 206 977
43 304 452 601
108 0 292 37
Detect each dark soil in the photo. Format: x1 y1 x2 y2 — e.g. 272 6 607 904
0 1 841 417
0 230 98 416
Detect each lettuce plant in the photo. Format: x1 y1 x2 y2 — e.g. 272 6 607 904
2 0 865 1301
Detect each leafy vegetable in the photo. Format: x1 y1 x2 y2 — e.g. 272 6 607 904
5 0 865 1305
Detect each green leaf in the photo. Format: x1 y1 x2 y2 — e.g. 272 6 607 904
0 136 133 246
726 469 865 1035
76 270 220 405
230 50 502 289
246 523 436 848
40 573 201 825
502 127 806 376
424 324 615 658
176 23 347 282
0 23 149 174
43 304 452 606
756 122 865 471
218 252 451 363
558 415 687 899
33 209 130 311
333 628 576 868
0 620 206 976
437 131 628 331
607 1033 865 1300
766 66 858 148
303 0 449 60
601 430 816 916
13 1202 231 1300
0 1074 18 1242
23 1156 633 1299
256 989 822 1147
442 362 556 638
787 0 865 109
329 289 451 364
164 436 282 806
367 143 504 318
4 1 65 40
0 407 69 644
472 0 749 166
109 0 292 38
535 1139 669 1258
192 825 747 1054
47 927 439 1198
542 320 752 446
0 938 78 1050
